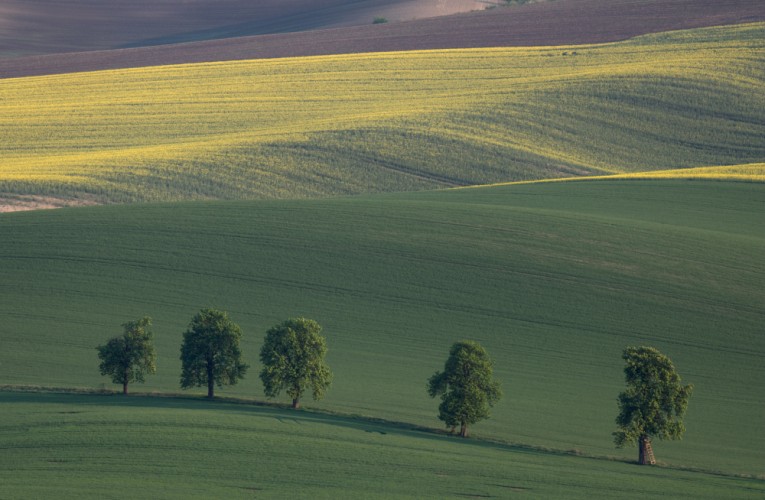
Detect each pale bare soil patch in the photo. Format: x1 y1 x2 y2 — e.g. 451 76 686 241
0 195 99 213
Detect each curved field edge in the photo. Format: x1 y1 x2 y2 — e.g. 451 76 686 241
2 0 764 78
0 179 763 476
601 163 765 182
1 23 763 205
461 163 765 189
0 392 763 499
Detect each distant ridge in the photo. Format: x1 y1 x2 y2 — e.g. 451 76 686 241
2 0 764 79
0 0 489 58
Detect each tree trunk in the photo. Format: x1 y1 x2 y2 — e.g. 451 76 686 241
292 397 300 409
460 421 468 438
638 435 649 465
123 381 128 395
207 360 215 399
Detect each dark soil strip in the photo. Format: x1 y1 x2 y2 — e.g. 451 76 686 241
2 0 764 79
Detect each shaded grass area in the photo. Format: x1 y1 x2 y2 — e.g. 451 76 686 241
1 24 763 203
1 391 763 499
0 180 763 476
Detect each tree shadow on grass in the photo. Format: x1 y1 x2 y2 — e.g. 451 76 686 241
2 388 759 481
1 387 557 457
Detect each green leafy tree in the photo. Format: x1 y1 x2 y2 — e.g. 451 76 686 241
260 317 332 409
180 308 248 398
614 346 693 464
428 340 502 437
97 316 157 394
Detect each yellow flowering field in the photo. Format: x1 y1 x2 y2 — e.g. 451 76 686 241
1 23 763 202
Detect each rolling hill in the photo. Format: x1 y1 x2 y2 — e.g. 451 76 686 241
2 0 764 495
1 392 762 498
2 23 763 210
1 179 763 477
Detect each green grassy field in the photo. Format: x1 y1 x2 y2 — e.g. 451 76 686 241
1 23 763 203
1 391 763 499
1 179 763 479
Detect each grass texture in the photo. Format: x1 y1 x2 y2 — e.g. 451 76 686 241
0 179 763 477
1 392 763 499
1 23 763 203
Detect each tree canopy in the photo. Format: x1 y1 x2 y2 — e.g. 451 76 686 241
613 346 693 464
96 316 157 394
259 317 332 409
180 308 248 398
427 340 502 437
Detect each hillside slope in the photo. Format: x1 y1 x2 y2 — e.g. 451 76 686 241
2 24 763 206
1 392 762 498
3 0 764 79
1 180 763 475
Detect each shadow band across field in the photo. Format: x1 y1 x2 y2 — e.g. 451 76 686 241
0 388 745 476
3 389 510 449
2 386 764 500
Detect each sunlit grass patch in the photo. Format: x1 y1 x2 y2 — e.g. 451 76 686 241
460 163 765 189
607 163 765 182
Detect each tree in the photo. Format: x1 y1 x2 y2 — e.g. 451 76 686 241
427 340 502 438
96 316 156 394
259 317 332 409
613 346 693 465
180 308 248 398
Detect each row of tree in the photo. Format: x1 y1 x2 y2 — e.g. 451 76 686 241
97 309 331 408
429 343 693 464
97 309 693 464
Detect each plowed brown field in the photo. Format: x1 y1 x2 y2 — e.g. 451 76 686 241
0 0 487 56
2 0 763 79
